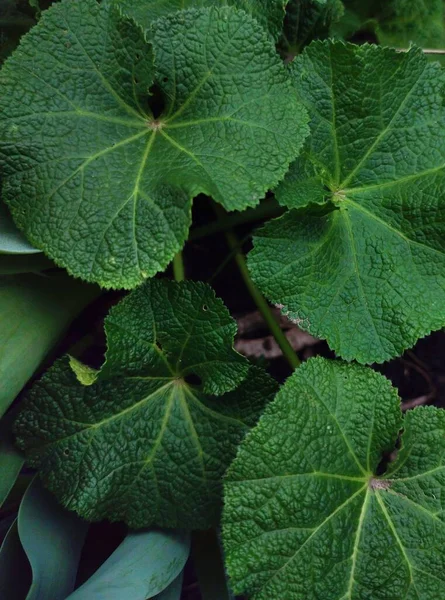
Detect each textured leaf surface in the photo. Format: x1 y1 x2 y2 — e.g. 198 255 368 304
377 0 445 48
249 42 445 363
114 0 288 40
15 280 277 528
223 357 445 599
67 529 189 600
279 0 344 57
0 0 307 288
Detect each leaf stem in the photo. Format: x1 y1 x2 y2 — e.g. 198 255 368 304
192 529 233 600
172 252 185 282
215 205 301 370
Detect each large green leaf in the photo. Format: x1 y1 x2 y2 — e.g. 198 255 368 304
0 273 98 419
0 0 308 289
114 0 289 40
0 413 23 509
15 280 278 528
67 529 189 600
151 573 183 600
249 42 445 364
223 357 445 599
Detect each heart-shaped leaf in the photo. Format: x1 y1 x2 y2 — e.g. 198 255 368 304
0 0 307 288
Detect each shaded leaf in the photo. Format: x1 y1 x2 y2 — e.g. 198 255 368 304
15 280 278 528
0 203 40 255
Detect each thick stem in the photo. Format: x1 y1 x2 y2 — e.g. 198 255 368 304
215 206 301 370
172 251 185 282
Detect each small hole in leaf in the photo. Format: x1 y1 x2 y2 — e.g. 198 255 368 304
156 341 163 351
202 304 208 311
163 77 168 83
147 83 166 119
64 449 70 457
136 53 141 60
184 373 202 386
134 77 140 85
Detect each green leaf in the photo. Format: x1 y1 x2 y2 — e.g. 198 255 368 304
377 0 445 49
0 273 98 419
223 357 445 599
67 529 189 600
15 280 278 528
19 478 88 600
0 0 308 289
279 0 344 57
0 203 40 255
114 0 288 41
249 42 445 364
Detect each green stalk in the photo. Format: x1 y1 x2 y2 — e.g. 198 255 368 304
172 251 185 282
214 206 301 370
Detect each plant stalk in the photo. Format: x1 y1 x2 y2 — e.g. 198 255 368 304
215 205 301 370
172 251 185 282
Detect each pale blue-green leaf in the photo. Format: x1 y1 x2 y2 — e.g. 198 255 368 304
0 273 99 418
67 529 190 600
0 521 32 600
0 203 40 255
18 477 88 600
150 572 183 600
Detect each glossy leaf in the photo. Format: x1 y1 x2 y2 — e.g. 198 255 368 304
19 478 88 600
224 357 445 599
0 273 98 418
15 280 278 528
151 573 183 600
249 42 445 363
0 0 308 289
67 529 189 600
0 203 40 255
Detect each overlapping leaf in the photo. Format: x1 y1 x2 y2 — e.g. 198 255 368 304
249 42 445 363
114 0 288 40
0 0 307 288
15 280 278 528
223 357 445 599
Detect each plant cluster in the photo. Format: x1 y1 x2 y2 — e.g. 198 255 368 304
1 0 445 599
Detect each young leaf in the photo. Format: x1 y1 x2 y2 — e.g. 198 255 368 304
223 357 445 599
15 280 278 529
249 42 445 364
114 0 289 41
0 0 308 289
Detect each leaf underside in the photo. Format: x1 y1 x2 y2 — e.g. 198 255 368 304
248 41 445 363
223 357 445 599
14 280 277 529
0 0 307 289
